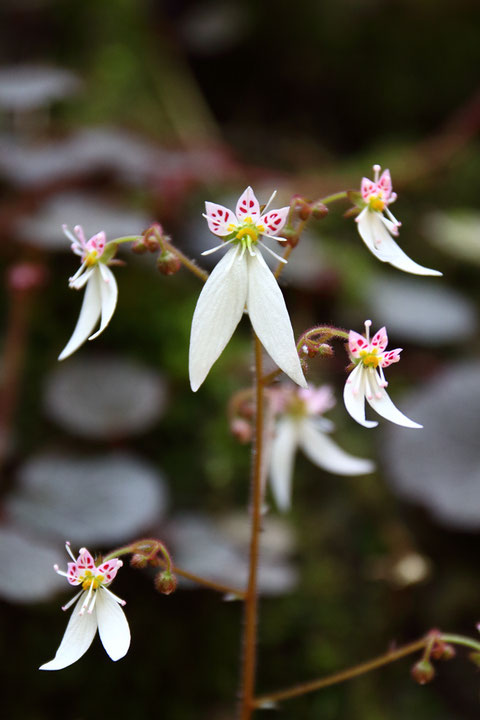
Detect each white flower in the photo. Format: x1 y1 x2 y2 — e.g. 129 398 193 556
269 384 374 511
344 320 422 429
356 165 442 277
58 225 118 361
189 187 307 391
39 543 130 671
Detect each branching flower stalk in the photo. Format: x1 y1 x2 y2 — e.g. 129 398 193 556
48 174 480 718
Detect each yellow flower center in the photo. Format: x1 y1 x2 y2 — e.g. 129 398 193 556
368 195 386 213
85 250 99 266
81 570 105 591
359 349 381 368
236 225 259 243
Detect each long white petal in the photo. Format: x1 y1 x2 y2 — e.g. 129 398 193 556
366 387 422 429
58 270 102 361
39 593 97 670
95 588 131 661
343 365 378 429
299 419 375 475
357 211 442 276
89 265 118 340
246 250 306 387
189 246 248 391
269 418 299 511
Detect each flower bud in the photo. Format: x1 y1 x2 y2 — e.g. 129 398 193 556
155 570 177 595
142 222 165 252
439 644 456 661
130 553 148 569
291 196 312 221
469 651 480 668
157 250 182 276
231 417 252 443
311 201 328 220
411 658 435 685
281 227 299 248
131 238 148 254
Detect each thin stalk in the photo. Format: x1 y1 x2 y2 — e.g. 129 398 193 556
163 238 209 282
172 565 245 599
318 190 348 205
238 333 265 720
253 632 480 707
0 285 33 473
253 638 428 706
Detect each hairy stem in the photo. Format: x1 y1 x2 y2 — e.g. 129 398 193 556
172 565 246 599
238 333 265 719
253 632 480 707
163 238 209 282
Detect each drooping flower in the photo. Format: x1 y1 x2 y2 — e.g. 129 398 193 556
58 225 118 361
356 165 441 277
39 543 130 671
344 320 422 429
268 384 374 510
189 187 307 391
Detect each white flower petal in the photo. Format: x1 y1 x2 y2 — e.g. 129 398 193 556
246 251 306 388
89 265 118 340
58 269 102 361
299 418 375 475
269 418 299 511
366 387 422 429
39 592 97 670
343 365 378 429
95 588 130 661
357 211 442 276
189 246 248 391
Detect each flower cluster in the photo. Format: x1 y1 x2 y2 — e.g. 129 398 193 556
268 384 374 510
40 543 130 671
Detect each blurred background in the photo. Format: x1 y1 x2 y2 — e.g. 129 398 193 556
1 0 480 718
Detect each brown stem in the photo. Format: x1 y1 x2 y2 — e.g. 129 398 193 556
163 238 209 282
253 638 428 707
238 333 265 719
172 565 246 599
0 286 33 473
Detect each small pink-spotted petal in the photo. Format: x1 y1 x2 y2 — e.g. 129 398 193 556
204 202 237 236
348 330 369 358
39 592 97 671
236 186 260 223
86 231 106 255
67 562 82 585
361 177 376 200
97 559 122 583
96 588 130 661
381 348 402 368
76 549 96 570
377 169 392 199
259 206 289 236
366 387 422 429
370 326 388 353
